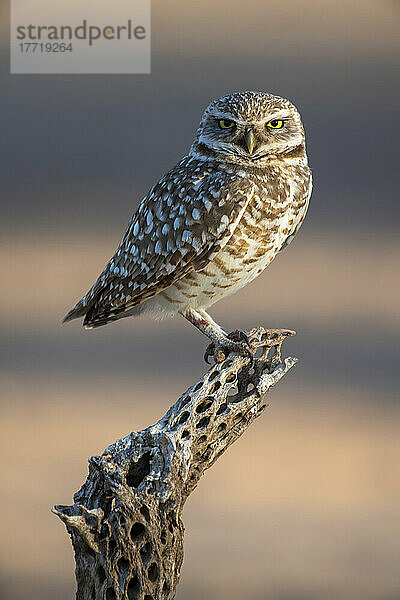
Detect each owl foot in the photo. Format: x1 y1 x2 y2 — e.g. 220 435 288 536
204 330 254 365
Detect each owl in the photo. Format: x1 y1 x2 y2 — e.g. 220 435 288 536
63 91 312 362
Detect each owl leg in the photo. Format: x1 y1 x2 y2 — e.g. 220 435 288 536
180 307 253 364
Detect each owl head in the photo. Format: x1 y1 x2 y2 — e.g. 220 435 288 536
191 91 306 165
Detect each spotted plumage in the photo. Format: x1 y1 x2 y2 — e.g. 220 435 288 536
64 91 312 360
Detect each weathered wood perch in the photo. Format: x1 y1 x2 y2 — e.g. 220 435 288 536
53 327 297 600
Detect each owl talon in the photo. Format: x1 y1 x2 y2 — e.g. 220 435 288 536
227 330 254 366
204 347 213 364
204 330 254 365
227 329 251 346
204 344 227 364
234 340 255 368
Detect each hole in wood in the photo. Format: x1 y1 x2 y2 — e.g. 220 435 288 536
216 403 228 415
160 529 166 544
117 557 130 575
195 396 214 413
148 562 159 582
192 381 203 392
168 511 177 532
106 587 116 600
225 372 236 383
84 514 98 530
99 522 110 541
140 506 151 523
198 435 207 444
177 411 190 425
127 575 141 600
218 422 227 432
102 495 113 518
209 381 221 394
196 416 210 429
180 395 191 408
222 359 233 369
181 430 190 440
208 370 219 381
140 541 152 563
130 522 146 542
254 346 264 359
126 452 151 488
227 385 239 401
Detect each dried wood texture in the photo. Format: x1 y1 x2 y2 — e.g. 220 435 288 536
54 327 297 600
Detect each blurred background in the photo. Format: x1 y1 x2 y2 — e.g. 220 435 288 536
1 1 399 599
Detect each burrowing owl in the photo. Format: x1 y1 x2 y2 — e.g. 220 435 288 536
63 91 312 362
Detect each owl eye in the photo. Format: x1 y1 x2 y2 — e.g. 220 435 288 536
266 119 284 129
218 119 235 130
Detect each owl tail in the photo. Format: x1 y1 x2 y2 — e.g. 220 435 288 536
62 298 88 323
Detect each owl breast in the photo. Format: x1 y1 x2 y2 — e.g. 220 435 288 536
155 165 311 314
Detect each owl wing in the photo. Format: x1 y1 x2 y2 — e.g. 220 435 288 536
63 158 254 328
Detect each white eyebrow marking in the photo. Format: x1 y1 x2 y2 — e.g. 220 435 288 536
264 112 292 122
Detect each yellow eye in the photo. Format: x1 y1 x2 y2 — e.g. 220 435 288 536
218 119 235 129
266 119 284 129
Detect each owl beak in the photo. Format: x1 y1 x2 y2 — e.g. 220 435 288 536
244 130 256 155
